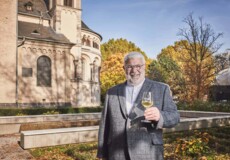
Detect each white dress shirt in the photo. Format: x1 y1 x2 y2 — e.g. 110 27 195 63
125 79 145 114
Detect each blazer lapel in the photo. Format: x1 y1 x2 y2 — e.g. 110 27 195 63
118 82 128 119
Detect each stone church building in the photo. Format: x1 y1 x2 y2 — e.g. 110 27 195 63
0 0 102 107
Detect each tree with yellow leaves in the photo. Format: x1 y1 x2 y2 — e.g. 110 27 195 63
101 38 148 61
177 14 223 101
100 52 126 102
158 40 217 102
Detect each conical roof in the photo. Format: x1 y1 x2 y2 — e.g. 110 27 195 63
216 68 230 85
81 21 102 40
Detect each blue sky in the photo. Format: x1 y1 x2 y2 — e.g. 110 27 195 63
82 0 230 59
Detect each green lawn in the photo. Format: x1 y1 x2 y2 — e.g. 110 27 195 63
30 126 230 160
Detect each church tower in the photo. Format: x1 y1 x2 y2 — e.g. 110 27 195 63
49 0 82 55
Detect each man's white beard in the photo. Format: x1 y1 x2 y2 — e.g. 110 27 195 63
126 73 145 86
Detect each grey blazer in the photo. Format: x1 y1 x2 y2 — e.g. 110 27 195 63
97 78 180 160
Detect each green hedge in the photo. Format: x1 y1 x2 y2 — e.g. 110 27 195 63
0 107 102 116
1 101 229 116
177 100 230 112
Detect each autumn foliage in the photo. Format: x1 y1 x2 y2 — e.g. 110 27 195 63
157 40 216 102
100 52 126 101
100 13 223 104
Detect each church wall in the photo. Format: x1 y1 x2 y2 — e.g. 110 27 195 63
80 81 100 106
51 4 82 79
0 0 17 104
18 15 49 27
80 30 101 107
71 80 100 107
0 0 102 108
60 9 78 43
74 0 81 9
70 48 101 107
17 41 72 106
53 5 82 44
71 46 101 107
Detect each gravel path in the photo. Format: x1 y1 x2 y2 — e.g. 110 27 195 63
0 134 34 160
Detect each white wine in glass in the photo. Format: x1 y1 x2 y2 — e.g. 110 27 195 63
141 92 154 123
142 92 153 108
142 101 153 108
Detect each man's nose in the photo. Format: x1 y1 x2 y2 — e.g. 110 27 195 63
130 66 138 72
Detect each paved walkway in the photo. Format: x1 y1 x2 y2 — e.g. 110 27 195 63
0 134 34 160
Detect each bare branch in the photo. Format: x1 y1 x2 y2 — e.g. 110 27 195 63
178 13 223 100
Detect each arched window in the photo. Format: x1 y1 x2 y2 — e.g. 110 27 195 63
64 0 73 7
37 56 51 87
93 42 99 49
86 39 91 47
82 37 87 45
44 0 49 9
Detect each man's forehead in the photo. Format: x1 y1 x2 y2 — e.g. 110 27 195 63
126 58 143 64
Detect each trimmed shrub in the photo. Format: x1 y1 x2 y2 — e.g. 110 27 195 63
177 101 230 112
0 107 102 116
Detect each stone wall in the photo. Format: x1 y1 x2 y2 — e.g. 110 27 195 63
0 0 17 104
17 41 72 105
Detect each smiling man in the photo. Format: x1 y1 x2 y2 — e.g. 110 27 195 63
97 52 180 160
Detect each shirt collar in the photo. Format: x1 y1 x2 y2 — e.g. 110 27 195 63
126 78 145 88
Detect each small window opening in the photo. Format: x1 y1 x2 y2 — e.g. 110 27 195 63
64 0 73 7
31 30 40 35
24 2 33 11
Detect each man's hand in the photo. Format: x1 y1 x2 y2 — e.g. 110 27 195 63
144 107 160 121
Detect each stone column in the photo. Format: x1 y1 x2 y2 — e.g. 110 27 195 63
90 63 93 81
73 58 82 79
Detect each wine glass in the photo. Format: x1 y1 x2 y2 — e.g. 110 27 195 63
141 92 154 123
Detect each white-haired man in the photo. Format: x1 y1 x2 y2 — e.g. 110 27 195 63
97 52 180 160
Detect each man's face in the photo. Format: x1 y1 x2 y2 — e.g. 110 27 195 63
124 57 145 85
